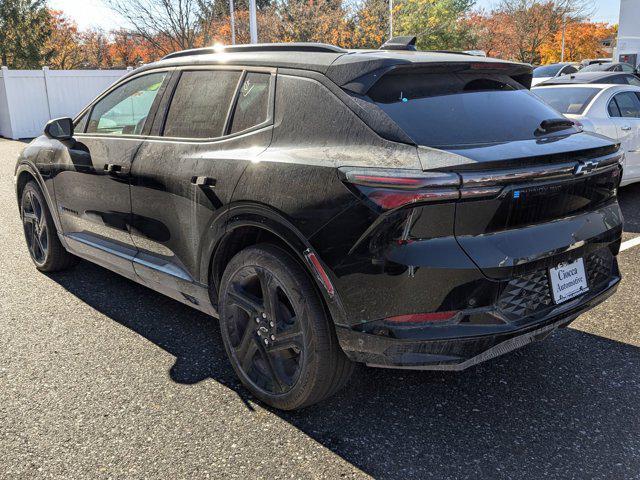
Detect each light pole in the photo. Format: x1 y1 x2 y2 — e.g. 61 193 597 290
229 0 236 45
249 0 258 44
389 0 393 38
560 17 566 62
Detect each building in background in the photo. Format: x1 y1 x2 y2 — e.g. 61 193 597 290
615 0 640 68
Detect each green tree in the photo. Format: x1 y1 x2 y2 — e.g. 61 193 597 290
393 0 475 50
273 0 355 46
0 0 51 67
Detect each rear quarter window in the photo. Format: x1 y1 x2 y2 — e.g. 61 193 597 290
229 72 271 134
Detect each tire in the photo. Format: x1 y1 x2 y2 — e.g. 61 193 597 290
218 243 353 410
20 181 78 272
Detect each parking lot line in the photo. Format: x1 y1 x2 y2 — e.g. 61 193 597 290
620 236 640 252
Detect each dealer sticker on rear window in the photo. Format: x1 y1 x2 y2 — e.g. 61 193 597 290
549 258 589 304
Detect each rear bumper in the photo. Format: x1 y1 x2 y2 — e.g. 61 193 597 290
336 275 619 370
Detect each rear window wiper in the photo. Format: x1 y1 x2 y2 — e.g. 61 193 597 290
535 118 576 135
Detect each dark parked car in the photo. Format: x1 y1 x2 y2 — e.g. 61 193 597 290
15 40 623 410
537 71 640 87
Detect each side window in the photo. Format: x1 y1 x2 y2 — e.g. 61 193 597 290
621 64 634 72
613 65 622 72
628 77 640 87
612 92 640 118
163 70 241 138
229 72 272 134
608 98 622 117
564 66 578 75
87 72 167 135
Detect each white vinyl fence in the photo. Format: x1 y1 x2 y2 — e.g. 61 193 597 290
0 67 132 139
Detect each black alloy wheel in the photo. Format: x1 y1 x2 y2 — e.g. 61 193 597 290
21 185 49 266
225 264 304 394
218 244 353 410
20 181 78 272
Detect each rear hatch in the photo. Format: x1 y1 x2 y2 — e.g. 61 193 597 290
449 138 622 281
367 67 623 281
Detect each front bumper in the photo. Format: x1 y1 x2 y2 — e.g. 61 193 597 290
336 275 619 371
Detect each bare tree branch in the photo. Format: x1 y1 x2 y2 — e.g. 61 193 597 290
106 0 202 55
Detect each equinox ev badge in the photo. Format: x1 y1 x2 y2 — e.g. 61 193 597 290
574 160 599 176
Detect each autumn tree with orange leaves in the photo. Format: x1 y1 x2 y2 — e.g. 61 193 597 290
44 11 84 69
29 0 619 70
353 0 387 48
463 0 613 65
109 29 159 67
540 22 617 63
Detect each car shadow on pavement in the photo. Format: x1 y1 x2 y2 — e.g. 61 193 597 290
48 260 640 480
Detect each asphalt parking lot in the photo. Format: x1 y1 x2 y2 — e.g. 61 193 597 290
1 137 639 480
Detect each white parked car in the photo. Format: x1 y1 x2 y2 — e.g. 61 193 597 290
532 63 580 86
533 84 640 186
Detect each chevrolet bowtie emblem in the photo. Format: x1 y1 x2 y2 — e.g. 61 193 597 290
574 160 599 175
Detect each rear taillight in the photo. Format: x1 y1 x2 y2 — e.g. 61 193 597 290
367 188 455 209
339 168 460 210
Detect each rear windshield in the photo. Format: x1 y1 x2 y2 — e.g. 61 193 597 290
581 63 611 72
533 64 564 77
533 87 600 114
369 73 573 148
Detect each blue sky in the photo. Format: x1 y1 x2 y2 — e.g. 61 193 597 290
476 0 620 22
48 0 621 32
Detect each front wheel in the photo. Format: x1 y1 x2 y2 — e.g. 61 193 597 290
218 244 353 410
20 181 78 272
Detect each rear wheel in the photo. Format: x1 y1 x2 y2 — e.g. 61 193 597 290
218 243 353 410
20 181 77 272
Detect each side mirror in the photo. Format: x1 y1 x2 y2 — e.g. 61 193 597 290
44 117 74 141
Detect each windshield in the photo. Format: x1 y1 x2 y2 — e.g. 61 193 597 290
533 87 600 114
369 72 574 148
533 64 564 77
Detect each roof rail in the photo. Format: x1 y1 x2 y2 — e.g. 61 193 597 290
163 42 346 60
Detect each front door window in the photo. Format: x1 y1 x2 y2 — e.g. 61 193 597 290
86 72 167 136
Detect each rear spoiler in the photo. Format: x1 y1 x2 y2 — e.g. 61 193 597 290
337 61 533 95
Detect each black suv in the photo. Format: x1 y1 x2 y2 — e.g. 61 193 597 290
15 41 623 410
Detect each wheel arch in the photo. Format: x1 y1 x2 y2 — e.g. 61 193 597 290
15 165 39 207
15 163 71 253
203 202 349 327
15 163 63 230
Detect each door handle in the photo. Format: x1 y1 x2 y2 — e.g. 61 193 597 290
103 163 130 175
191 176 216 187
621 125 632 131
